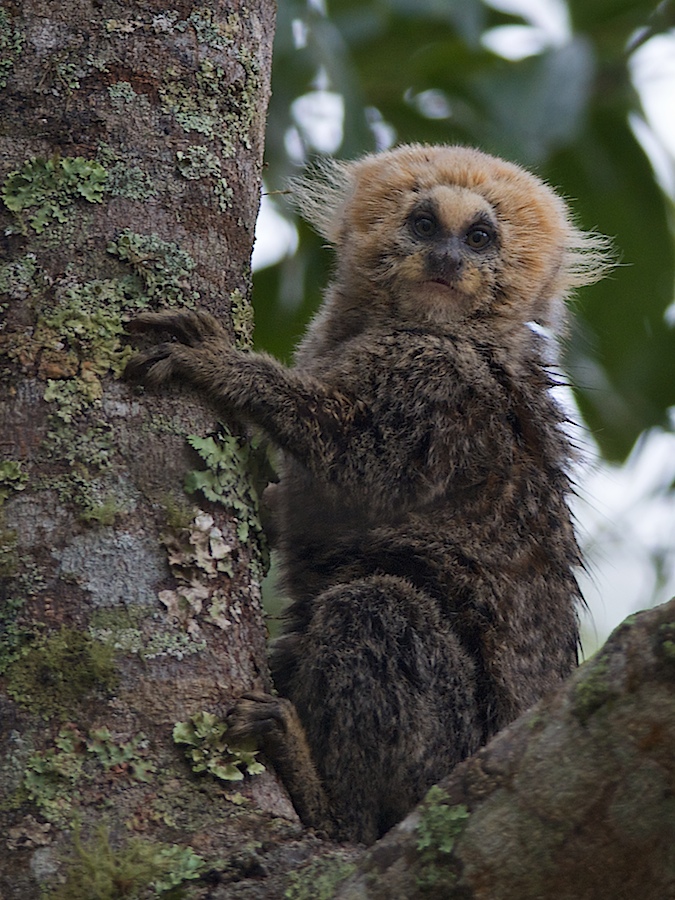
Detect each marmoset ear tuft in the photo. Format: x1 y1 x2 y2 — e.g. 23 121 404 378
287 156 354 244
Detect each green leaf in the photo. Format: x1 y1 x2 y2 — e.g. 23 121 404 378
552 108 675 460
468 39 595 165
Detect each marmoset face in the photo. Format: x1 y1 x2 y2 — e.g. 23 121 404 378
381 184 503 325
295 144 611 335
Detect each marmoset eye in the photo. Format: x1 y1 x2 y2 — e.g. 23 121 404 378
465 227 493 250
411 214 439 238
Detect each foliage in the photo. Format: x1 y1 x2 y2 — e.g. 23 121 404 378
47 826 204 899
172 710 265 782
255 0 675 462
185 427 270 548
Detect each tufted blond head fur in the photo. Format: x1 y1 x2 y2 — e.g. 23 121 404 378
290 144 613 335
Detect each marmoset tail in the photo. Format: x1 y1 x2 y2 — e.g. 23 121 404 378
126 144 612 845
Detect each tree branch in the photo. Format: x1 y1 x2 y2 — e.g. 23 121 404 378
334 598 675 900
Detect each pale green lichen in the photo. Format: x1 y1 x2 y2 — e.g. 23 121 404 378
88 605 206 661
45 421 114 472
39 282 133 388
85 727 156 781
107 229 199 305
107 80 136 103
0 253 51 309
181 427 271 592
110 9 257 150
45 472 122 527
23 725 157 827
78 499 123 527
0 596 24 674
572 655 613 724
159 61 225 139
44 53 81 95
0 517 18 578
0 520 36 673
173 710 265 782
285 857 357 900
176 145 233 211
415 786 469 891
160 52 257 153
32 280 133 506
176 145 222 180
0 9 24 88
108 7 239 48
0 511 23 672
18 249 185 518
1 156 107 234
23 726 86 825
657 622 675 663
0 460 28 504
38 49 108 98
215 177 234 210
185 427 267 548
230 288 254 348
43 379 100 422
107 163 157 201
186 8 237 49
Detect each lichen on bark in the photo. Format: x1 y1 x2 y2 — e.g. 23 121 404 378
0 2 281 896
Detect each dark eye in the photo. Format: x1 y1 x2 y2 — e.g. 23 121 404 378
465 227 493 250
411 214 438 238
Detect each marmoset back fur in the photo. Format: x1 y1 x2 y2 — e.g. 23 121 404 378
127 144 612 845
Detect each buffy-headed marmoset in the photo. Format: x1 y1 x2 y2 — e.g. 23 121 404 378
126 144 612 845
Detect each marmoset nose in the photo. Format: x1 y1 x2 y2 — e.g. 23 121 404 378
427 246 464 281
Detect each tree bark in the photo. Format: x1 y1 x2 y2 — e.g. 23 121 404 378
0 2 332 896
333 597 675 900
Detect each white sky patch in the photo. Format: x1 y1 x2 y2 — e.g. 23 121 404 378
484 0 570 35
290 89 345 156
291 18 309 50
576 428 675 655
630 32 675 196
482 0 570 58
251 191 298 271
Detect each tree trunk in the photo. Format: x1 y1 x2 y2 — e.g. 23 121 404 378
0 2 336 896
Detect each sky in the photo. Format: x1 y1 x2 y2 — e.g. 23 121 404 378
251 0 675 655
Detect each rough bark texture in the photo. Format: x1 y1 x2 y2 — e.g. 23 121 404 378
0 2 343 897
332 597 675 900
